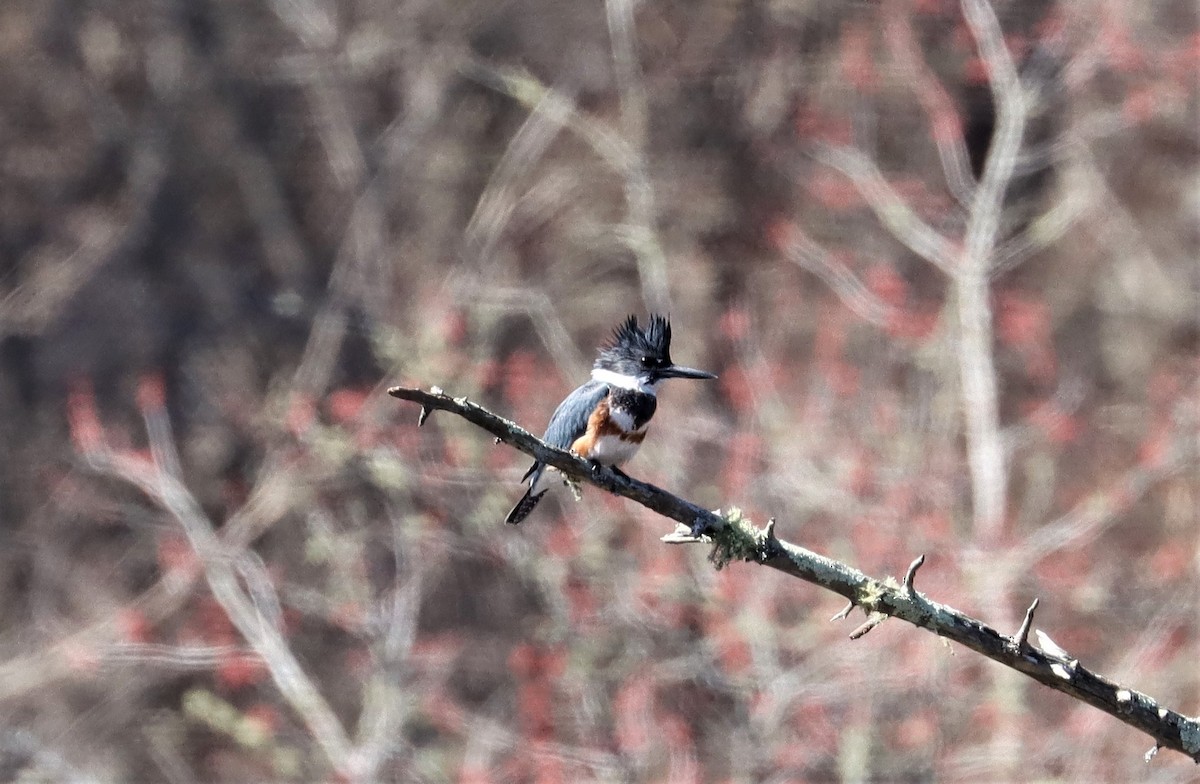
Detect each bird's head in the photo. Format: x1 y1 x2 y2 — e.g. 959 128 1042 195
592 314 717 392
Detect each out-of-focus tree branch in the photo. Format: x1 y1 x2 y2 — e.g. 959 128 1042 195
604 0 673 313
882 0 976 206
388 385 1200 764
461 60 635 179
774 223 900 329
68 388 407 782
81 450 358 779
809 143 959 275
806 0 1034 542
955 0 1029 541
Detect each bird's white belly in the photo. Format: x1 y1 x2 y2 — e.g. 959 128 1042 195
588 433 642 466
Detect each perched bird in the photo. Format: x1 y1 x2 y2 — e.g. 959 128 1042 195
505 314 716 524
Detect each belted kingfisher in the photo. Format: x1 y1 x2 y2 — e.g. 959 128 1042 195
505 314 716 524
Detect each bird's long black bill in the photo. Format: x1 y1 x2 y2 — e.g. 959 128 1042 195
659 365 717 380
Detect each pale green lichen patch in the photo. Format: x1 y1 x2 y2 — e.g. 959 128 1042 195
708 507 766 570
858 579 890 611
563 475 584 501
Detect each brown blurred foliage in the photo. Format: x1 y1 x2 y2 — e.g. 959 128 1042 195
0 0 1196 781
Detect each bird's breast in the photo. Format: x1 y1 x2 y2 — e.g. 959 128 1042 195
570 394 651 465
584 430 645 465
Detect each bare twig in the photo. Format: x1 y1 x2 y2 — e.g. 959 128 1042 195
849 613 887 640
388 385 1200 763
830 601 855 623
850 554 925 637
902 554 926 597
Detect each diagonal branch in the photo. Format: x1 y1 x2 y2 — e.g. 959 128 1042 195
388 385 1200 764
810 143 959 274
460 60 634 180
774 224 900 328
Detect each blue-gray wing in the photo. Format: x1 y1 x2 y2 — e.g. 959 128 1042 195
544 379 609 448
520 380 609 483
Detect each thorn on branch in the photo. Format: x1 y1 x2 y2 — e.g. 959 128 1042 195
849 612 887 640
830 600 855 622
1013 597 1040 652
756 517 782 562
902 554 926 597
402 386 446 426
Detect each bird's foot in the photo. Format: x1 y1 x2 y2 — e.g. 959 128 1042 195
608 465 630 480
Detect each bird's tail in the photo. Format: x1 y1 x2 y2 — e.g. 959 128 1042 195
505 487 546 525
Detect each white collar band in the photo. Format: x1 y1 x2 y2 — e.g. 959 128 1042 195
591 368 659 395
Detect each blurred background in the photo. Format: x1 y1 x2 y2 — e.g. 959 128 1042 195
0 0 1197 781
